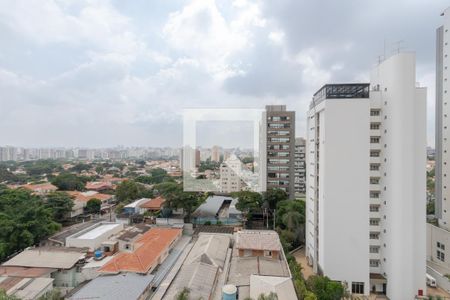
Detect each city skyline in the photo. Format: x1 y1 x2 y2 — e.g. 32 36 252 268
0 0 448 147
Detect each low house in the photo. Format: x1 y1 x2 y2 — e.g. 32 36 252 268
85 181 113 192
139 196 165 213
191 195 242 225
65 222 123 252
123 198 151 215
68 191 114 216
2 247 87 294
227 230 295 300
20 183 58 195
69 272 154 300
0 276 54 300
114 224 152 252
99 228 182 274
163 234 231 300
236 230 281 259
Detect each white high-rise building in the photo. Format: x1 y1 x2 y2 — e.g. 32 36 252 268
306 52 426 298
436 6 450 230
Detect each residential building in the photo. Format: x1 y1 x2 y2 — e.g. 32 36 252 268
0 276 54 300
220 154 244 193
436 6 450 230
195 148 201 167
191 195 243 225
227 230 295 300
306 53 426 298
99 228 182 274
264 105 295 199
211 145 221 162
20 183 58 195
294 137 306 195
139 196 165 213
163 233 231 300
65 222 123 252
2 247 87 294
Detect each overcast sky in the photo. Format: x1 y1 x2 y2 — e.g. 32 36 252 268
0 0 447 148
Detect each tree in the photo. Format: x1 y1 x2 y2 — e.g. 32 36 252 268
176 287 190 300
70 163 91 173
0 289 20 300
263 188 288 210
45 192 74 223
231 191 263 213
52 173 85 191
0 187 60 260
0 167 19 184
282 211 303 232
427 201 435 215
306 276 345 300
149 168 168 184
86 199 102 214
115 180 144 204
258 292 278 300
95 165 104 175
38 289 62 300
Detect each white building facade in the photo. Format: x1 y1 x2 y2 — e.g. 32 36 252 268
306 52 426 298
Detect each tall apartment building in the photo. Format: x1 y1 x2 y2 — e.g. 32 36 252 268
294 137 306 195
427 6 450 279
211 145 220 162
436 7 450 229
264 105 295 199
305 53 426 298
220 154 244 193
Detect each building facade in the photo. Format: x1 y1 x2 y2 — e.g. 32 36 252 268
264 105 295 199
306 53 426 298
294 137 306 195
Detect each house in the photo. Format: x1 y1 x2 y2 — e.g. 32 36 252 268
236 230 281 259
2 247 87 294
123 198 152 215
85 181 113 192
226 230 295 300
0 276 54 300
99 228 182 274
191 195 242 225
163 233 231 300
69 272 154 300
68 191 114 216
20 183 58 195
65 222 123 252
114 224 152 252
139 196 165 213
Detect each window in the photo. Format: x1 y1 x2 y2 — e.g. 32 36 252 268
370 233 380 239
370 123 380 130
370 137 380 143
370 151 380 157
370 259 380 267
438 250 445 262
370 246 379 253
370 205 379 212
352 282 364 294
370 109 380 116
370 191 380 198
370 164 380 171
264 250 272 257
437 242 445 250
370 177 380 184
370 219 380 226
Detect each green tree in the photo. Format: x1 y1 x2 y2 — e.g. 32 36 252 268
70 163 91 173
306 275 344 300
149 168 168 184
0 187 60 260
38 289 62 300
263 188 288 210
176 287 190 300
427 201 435 215
115 180 140 204
258 292 278 300
45 192 74 223
231 191 263 213
52 173 85 191
86 198 102 214
0 289 20 299
0 167 19 184
95 165 104 175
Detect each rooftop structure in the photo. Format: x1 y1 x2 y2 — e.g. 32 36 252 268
3 248 85 270
164 234 231 300
191 195 242 225
140 196 165 211
250 275 297 300
236 230 281 252
0 276 54 300
46 219 103 247
310 83 370 108
99 228 182 274
69 273 154 300
66 222 123 251
0 266 55 278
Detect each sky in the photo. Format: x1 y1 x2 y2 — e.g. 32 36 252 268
0 0 447 148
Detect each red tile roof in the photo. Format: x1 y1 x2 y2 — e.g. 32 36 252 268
85 182 112 191
99 228 181 274
21 183 57 193
140 196 165 210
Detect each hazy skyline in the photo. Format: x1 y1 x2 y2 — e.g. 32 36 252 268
0 0 447 147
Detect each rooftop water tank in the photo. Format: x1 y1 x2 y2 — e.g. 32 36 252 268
94 250 103 260
222 284 237 300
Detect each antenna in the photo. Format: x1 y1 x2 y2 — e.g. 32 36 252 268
392 40 405 54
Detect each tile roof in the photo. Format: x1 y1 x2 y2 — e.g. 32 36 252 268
86 182 112 190
21 183 57 192
236 230 281 251
99 228 181 274
139 196 165 210
68 191 112 203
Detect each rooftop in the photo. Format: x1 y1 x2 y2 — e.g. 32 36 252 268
0 276 54 300
69 273 154 300
47 219 103 244
0 266 55 278
140 196 165 210
236 230 281 252
75 223 122 240
250 275 297 300
311 83 370 109
192 195 241 218
184 234 230 269
124 198 150 209
3 247 85 270
99 228 181 274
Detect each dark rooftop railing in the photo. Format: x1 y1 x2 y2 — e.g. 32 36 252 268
310 83 370 109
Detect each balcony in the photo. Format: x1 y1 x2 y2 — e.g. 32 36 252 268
370 211 380 219
370 170 381 178
369 252 381 260
370 142 381 151
370 157 381 164
370 129 381 136
370 183 381 191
